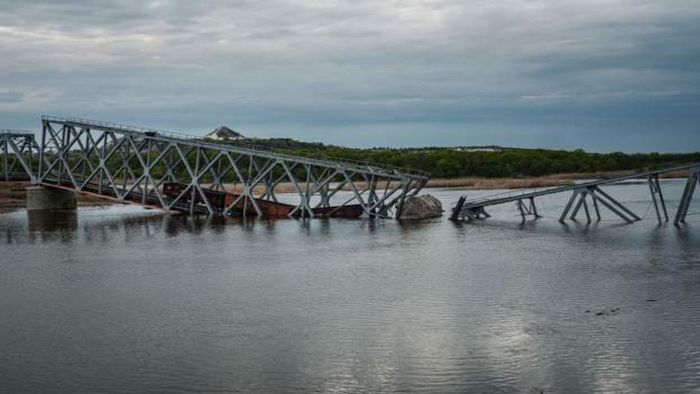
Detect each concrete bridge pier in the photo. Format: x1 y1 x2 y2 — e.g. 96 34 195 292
26 186 77 211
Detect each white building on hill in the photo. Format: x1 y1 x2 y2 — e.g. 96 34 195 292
204 126 245 141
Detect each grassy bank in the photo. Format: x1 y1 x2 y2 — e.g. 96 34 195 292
426 168 691 190
546 168 691 180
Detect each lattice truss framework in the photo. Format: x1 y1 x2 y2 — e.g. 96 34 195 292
451 164 699 225
1 131 38 182
37 117 430 218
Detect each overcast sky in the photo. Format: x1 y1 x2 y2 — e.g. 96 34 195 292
1 0 698 152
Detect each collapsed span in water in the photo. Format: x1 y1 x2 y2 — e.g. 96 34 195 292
1 116 431 219
450 163 700 226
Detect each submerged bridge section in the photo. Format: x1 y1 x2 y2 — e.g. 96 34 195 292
13 116 429 218
1 130 38 182
451 163 700 226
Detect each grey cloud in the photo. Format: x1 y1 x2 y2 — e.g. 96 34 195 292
0 0 698 151
0 91 24 103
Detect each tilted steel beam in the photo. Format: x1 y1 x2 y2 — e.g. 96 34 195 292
34 116 431 219
674 168 699 225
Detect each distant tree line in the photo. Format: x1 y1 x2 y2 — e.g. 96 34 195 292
49 136 697 181
271 146 700 178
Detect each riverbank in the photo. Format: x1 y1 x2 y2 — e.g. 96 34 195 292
211 177 573 195
424 177 572 189
221 168 691 194
424 168 691 190
1 169 691 212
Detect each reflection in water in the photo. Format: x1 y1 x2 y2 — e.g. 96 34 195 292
27 210 78 232
26 210 79 244
1 182 699 394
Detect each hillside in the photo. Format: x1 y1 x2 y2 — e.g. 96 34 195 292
217 136 699 179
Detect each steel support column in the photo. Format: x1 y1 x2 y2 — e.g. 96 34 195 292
674 169 699 225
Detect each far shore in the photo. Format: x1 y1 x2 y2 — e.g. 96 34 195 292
219 168 691 194
0 168 692 212
423 168 690 190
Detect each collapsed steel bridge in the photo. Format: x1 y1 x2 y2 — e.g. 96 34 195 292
0 116 430 218
451 163 700 226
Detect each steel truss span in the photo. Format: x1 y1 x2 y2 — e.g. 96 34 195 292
35 116 430 218
1 130 38 182
450 163 700 226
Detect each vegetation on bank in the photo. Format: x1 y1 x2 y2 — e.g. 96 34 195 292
235 139 700 179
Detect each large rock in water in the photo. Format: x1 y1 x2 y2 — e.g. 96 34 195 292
400 194 443 220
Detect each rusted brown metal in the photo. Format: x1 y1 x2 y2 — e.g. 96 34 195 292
312 204 364 218
162 182 363 218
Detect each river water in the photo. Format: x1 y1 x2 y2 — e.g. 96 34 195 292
1 179 699 393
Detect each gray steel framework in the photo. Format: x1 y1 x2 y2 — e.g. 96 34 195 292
34 116 430 218
1 130 38 182
675 167 700 225
451 163 700 226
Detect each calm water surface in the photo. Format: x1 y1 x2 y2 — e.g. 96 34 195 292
1 180 699 393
